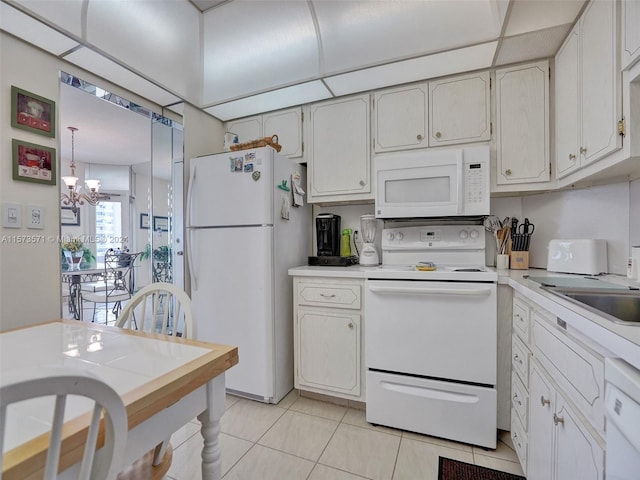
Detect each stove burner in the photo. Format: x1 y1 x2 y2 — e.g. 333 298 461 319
454 268 483 272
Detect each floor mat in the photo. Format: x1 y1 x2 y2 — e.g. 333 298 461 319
438 457 525 480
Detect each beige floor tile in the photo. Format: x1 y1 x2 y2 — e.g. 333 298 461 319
276 389 300 409
341 408 402 437
290 396 348 422
473 439 520 463
308 464 372 480
401 430 473 453
258 410 339 461
319 424 400 480
392 437 474 480
167 431 252 479
223 444 314 480
169 421 201 449
473 454 525 477
221 398 286 442
225 394 241 410
499 430 515 450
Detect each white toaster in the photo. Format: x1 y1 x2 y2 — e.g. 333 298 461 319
547 239 608 275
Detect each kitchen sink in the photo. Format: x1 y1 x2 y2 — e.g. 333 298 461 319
542 287 640 326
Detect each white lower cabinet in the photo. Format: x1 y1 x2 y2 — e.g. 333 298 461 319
528 361 604 480
293 277 365 401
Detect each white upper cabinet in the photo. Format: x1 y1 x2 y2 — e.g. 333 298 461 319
495 61 550 185
622 0 640 70
226 107 303 159
429 71 491 147
306 95 371 203
373 84 428 153
555 0 621 179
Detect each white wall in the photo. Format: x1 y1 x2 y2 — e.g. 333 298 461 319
491 180 638 275
312 204 380 257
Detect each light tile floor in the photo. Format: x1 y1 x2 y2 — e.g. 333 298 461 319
164 391 525 480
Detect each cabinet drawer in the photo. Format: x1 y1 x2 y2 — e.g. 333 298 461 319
510 410 528 473
297 281 361 309
511 372 529 428
513 296 530 342
531 316 605 435
512 334 530 387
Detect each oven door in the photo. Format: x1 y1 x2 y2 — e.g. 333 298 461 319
365 279 497 385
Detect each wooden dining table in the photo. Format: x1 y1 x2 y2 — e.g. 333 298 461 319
0 319 238 480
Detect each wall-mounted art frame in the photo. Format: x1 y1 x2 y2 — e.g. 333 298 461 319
153 216 169 232
11 86 56 137
140 213 150 229
61 207 80 226
12 139 56 185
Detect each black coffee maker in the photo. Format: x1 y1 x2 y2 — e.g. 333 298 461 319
316 213 341 256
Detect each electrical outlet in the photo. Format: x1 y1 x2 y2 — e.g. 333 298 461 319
27 205 45 229
2 203 22 228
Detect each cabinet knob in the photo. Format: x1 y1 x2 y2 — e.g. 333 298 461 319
359 180 365 187
505 169 512 176
513 393 522 406
348 322 354 329
434 131 441 139
553 413 564 426
540 396 550 406
580 146 587 155
513 354 523 365
417 134 423 141
569 153 576 161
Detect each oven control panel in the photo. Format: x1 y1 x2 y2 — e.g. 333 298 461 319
382 225 484 250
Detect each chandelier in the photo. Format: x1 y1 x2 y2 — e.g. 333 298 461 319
60 126 102 214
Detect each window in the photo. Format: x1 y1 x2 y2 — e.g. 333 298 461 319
95 201 122 260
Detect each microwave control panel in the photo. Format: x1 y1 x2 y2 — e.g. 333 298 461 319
463 160 490 215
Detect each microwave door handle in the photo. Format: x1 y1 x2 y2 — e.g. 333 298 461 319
456 160 464 214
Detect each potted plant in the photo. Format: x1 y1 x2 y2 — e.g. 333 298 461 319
61 238 95 270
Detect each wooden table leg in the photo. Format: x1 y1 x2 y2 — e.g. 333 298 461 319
198 373 226 480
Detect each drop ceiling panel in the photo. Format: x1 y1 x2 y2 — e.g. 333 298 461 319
505 0 586 36
85 0 201 104
63 47 181 106
1 2 79 55
205 81 331 121
496 24 572 66
202 1 320 104
325 42 498 97
314 0 506 74
7 0 83 38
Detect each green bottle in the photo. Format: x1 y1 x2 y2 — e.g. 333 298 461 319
341 228 352 257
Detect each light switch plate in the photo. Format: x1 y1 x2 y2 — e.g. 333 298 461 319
2 203 22 228
27 205 45 229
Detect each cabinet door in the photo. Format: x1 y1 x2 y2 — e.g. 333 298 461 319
496 61 550 185
307 95 371 202
296 308 361 396
580 0 621 166
622 0 640 69
554 395 604 480
226 116 263 144
263 107 303 158
429 71 490 146
528 364 554 480
373 84 428 152
555 28 580 179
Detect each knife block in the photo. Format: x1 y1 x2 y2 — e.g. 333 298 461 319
510 251 529 270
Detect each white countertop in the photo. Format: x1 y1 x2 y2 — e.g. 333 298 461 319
289 264 640 370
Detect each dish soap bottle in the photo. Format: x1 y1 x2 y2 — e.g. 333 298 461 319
341 228 352 257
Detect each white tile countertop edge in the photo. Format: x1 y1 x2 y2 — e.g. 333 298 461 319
498 268 640 370
289 265 370 278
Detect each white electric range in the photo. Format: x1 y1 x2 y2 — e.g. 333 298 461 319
364 224 498 448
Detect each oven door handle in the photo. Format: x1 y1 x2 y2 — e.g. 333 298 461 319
367 284 492 296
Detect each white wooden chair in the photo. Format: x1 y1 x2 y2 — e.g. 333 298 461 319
115 282 195 470
0 367 127 480
116 282 195 339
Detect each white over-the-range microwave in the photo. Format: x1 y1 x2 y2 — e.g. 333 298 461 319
374 145 490 218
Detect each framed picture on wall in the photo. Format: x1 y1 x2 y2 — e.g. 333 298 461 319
11 86 56 138
61 207 80 226
153 216 169 232
12 139 56 185
140 213 150 229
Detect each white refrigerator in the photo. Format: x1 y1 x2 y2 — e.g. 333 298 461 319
186 147 310 403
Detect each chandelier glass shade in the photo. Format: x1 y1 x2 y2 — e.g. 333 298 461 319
60 126 102 214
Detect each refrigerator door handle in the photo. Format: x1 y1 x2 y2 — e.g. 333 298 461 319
186 165 197 290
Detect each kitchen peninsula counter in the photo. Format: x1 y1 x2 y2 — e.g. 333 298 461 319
497 268 640 369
